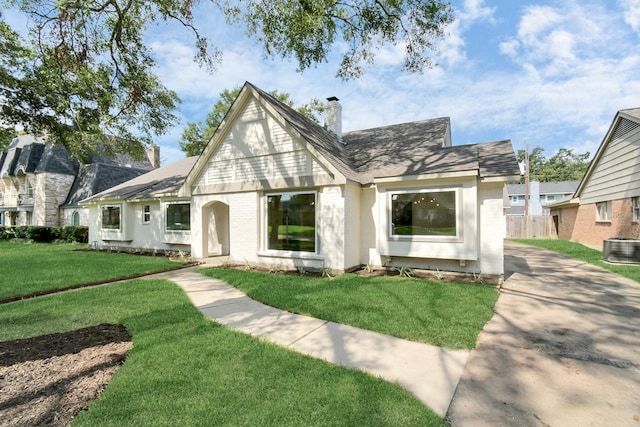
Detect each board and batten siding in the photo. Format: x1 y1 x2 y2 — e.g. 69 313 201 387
195 99 328 187
580 119 640 204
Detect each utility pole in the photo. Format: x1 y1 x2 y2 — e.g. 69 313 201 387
524 142 530 217
524 142 530 237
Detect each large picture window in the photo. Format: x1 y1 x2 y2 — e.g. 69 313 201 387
166 203 191 231
267 193 316 252
391 191 457 237
101 205 121 230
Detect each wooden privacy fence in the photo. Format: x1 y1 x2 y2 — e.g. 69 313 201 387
506 215 558 239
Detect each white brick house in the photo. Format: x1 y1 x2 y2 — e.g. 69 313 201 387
83 82 520 276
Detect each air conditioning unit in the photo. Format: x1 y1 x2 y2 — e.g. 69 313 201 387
603 238 640 264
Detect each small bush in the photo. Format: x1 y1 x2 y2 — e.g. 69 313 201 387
0 226 88 243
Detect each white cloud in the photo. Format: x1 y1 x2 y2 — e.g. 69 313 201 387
459 0 496 22
148 0 640 166
621 0 640 32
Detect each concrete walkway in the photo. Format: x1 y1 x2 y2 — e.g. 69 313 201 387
157 267 469 418
447 241 640 427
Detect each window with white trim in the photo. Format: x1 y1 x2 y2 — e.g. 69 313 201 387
72 211 80 226
101 205 121 230
266 192 316 252
390 190 457 237
596 201 612 222
633 197 640 221
166 203 190 231
143 205 151 223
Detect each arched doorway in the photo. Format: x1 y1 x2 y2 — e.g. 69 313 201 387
203 201 230 256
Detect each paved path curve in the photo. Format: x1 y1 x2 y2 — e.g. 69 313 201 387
157 267 469 418
447 241 640 427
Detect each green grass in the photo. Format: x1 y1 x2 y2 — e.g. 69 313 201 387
510 238 640 283
200 269 498 349
0 279 446 426
0 240 183 299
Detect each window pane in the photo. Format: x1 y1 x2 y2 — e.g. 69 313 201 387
143 205 151 223
101 206 120 230
267 193 316 252
166 204 190 230
391 191 457 236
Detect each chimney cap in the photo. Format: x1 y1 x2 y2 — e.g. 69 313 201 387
326 96 339 102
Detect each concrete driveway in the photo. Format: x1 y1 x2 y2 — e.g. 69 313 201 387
447 241 640 427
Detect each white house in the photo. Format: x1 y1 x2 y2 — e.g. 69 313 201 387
83 82 520 276
505 181 580 216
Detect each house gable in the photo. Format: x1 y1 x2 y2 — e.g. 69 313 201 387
577 110 640 204
189 90 338 195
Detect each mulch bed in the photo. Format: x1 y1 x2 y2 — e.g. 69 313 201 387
0 324 132 427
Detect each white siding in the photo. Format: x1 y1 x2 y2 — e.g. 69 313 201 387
191 192 258 260
343 184 362 270
195 99 327 187
581 125 640 204
478 182 506 276
375 176 479 262
318 186 346 270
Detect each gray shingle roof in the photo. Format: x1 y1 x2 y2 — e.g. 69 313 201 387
248 82 519 184
82 156 198 203
15 143 45 175
506 180 581 196
34 144 80 175
64 163 156 206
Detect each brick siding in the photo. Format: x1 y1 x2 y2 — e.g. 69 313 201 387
553 198 640 249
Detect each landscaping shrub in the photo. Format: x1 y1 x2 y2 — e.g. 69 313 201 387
0 226 88 243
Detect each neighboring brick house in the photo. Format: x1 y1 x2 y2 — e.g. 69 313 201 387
0 135 159 227
548 108 640 249
83 82 520 277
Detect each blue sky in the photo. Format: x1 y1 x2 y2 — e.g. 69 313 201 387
8 1 640 166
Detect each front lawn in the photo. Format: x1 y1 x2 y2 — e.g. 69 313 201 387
0 279 446 426
0 240 183 299
510 239 640 283
200 269 499 349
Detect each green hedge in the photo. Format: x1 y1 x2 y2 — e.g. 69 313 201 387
0 226 88 243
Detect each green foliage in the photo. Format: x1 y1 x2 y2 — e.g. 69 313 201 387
320 262 334 279
0 6 181 161
179 86 323 156
1 280 445 426
363 260 375 273
1 1 453 159
0 126 16 151
0 240 179 299
235 0 455 79
396 266 415 278
517 146 591 183
0 226 88 242
201 268 499 349
269 263 283 274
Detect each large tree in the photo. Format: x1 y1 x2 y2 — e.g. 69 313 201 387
180 87 323 156
517 146 590 183
0 1 454 161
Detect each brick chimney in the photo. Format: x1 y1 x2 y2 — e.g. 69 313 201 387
147 144 160 169
324 96 343 143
